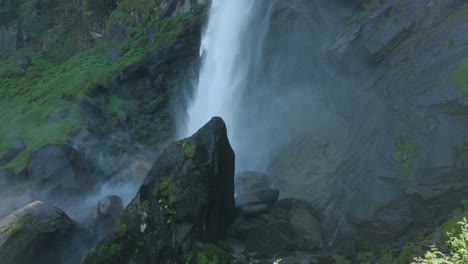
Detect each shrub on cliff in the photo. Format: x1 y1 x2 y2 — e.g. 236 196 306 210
412 218 468 263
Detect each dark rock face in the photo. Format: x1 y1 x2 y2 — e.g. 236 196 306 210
229 198 323 256
0 22 18 51
82 117 235 264
0 201 92 264
28 145 95 204
94 195 124 239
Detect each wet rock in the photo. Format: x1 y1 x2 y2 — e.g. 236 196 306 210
0 23 18 51
97 195 124 221
82 117 235 264
235 171 269 194
240 204 269 217
94 195 124 239
18 56 31 70
111 48 121 62
235 188 280 208
229 198 323 256
0 201 92 264
47 106 69 124
28 145 77 194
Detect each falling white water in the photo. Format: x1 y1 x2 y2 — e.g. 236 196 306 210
185 0 256 136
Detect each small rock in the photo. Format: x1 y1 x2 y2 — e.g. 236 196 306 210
18 55 31 70
111 48 121 62
97 195 124 221
240 204 269 217
235 188 280 208
47 106 69 124
7 139 25 151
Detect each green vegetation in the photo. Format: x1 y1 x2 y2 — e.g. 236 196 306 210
393 137 420 178
356 251 373 263
451 57 468 96
412 218 468 263
159 173 177 223
452 142 468 170
114 218 127 237
346 0 388 25
8 213 35 236
0 48 111 173
177 140 196 158
185 242 231 264
334 255 351 264
0 0 205 174
84 0 117 15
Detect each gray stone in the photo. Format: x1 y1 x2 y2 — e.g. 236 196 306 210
0 201 92 264
235 171 269 194
235 188 280 208
18 56 31 70
28 145 77 196
47 106 69 124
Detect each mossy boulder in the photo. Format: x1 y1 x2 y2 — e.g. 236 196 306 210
0 201 92 264
82 117 236 264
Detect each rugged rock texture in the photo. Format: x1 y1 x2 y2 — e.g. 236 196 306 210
229 198 323 259
82 117 235 264
267 0 468 249
0 201 92 264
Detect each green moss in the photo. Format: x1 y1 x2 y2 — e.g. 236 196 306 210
177 140 196 159
8 213 35 236
393 137 420 178
452 142 468 170
356 251 373 263
334 255 351 264
451 57 468 96
395 242 417 263
186 242 230 264
159 173 177 223
0 47 113 173
142 200 150 211
115 219 127 237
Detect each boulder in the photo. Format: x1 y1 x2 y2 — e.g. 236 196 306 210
235 171 269 194
82 117 236 264
235 188 280 208
28 145 78 195
18 56 31 70
0 201 92 264
229 198 323 256
47 105 69 124
94 195 124 239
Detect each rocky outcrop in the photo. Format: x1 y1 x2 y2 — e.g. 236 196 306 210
229 198 323 259
94 195 124 239
0 201 92 264
82 117 235 264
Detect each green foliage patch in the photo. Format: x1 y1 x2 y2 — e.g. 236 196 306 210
451 57 468 96
393 137 420 178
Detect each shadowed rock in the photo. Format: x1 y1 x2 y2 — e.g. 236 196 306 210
0 201 92 264
82 117 235 264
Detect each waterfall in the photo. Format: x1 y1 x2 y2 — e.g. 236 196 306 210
185 0 254 134
182 1 276 170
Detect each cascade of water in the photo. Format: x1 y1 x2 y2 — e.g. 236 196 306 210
185 0 256 135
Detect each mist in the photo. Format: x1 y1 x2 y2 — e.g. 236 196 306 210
178 0 380 203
